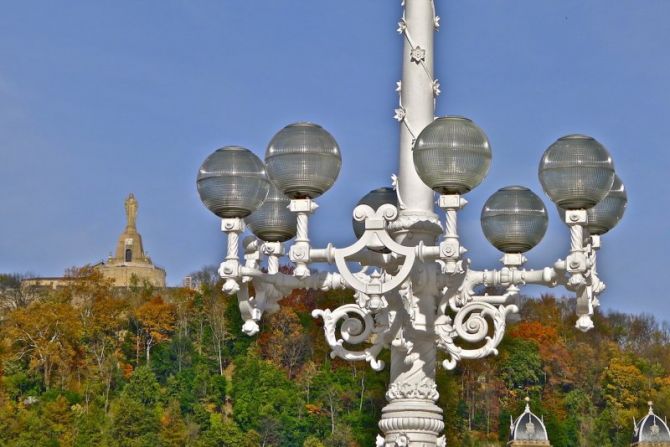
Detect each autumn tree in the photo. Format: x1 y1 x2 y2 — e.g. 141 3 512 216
171 287 196 372
135 295 176 364
57 266 127 410
208 297 230 376
3 299 82 388
260 307 311 378
0 272 34 312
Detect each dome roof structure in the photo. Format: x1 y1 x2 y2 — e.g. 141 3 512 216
508 398 551 446
632 402 670 446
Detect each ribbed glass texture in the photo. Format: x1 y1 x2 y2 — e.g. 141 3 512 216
481 186 548 253
413 116 492 194
196 146 270 218
265 122 342 199
352 187 398 240
557 175 627 235
245 182 297 242
538 135 615 210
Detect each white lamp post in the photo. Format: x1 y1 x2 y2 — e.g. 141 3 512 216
196 1 627 446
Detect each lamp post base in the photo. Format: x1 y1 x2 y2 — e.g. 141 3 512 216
379 400 445 446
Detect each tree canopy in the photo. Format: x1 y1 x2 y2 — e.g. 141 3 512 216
0 267 668 446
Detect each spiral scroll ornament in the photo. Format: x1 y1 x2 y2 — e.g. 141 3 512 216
312 304 387 371
435 301 519 370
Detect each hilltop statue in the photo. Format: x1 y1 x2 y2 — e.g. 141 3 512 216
125 193 138 229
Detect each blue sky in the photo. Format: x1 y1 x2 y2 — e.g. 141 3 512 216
1 1 668 321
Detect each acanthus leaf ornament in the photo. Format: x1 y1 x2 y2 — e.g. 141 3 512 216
386 378 439 401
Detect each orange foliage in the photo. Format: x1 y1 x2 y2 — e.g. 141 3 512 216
135 295 176 363
3 300 82 388
510 321 559 345
122 362 134 379
305 403 324 415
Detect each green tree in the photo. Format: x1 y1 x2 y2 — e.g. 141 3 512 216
110 395 160 447
198 413 260 447
498 338 543 391
123 365 161 406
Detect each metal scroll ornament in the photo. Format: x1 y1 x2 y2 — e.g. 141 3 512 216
435 301 519 370
312 304 387 371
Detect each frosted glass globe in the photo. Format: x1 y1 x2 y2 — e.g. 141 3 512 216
413 116 491 194
245 182 297 242
557 175 627 235
197 146 270 218
539 135 615 210
481 186 548 253
265 122 342 199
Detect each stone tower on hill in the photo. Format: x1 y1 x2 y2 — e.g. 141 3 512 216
96 194 166 288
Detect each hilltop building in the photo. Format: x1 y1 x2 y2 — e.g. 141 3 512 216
95 194 166 288
631 402 670 446
508 397 551 446
22 194 166 289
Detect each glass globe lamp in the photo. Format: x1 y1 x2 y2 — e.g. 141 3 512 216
352 187 398 240
245 182 297 242
557 175 627 235
481 186 548 253
413 116 492 194
538 135 615 210
196 146 270 218
265 122 342 199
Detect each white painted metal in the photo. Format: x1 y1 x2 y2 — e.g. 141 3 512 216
210 1 612 445
391 0 442 246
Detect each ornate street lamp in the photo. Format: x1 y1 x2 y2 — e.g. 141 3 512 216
196 2 627 446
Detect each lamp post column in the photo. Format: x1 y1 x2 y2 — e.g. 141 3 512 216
393 0 441 245
380 1 445 445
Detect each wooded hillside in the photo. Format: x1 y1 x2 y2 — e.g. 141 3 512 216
0 267 668 446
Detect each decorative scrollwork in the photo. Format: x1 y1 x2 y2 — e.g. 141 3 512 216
333 205 418 302
312 304 387 371
435 301 519 370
